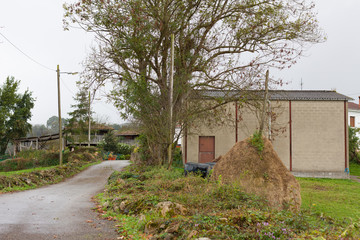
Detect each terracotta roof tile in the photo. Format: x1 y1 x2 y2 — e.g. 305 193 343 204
348 102 360 110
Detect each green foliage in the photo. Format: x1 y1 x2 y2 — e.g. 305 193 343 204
100 131 118 153
136 134 153 164
64 0 324 165
0 148 100 172
0 154 11 161
248 131 264 155
46 115 68 134
68 89 91 125
66 89 92 144
0 160 101 192
172 147 183 167
350 162 360 176
96 164 360 239
349 127 360 163
117 143 134 155
0 76 35 154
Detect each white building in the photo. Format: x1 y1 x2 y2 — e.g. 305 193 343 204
348 99 360 135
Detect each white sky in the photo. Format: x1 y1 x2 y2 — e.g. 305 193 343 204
0 0 359 125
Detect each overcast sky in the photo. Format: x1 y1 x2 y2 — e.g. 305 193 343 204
1 0 359 125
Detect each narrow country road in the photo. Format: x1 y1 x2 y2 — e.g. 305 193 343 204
0 160 130 240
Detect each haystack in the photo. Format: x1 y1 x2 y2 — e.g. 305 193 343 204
212 137 301 211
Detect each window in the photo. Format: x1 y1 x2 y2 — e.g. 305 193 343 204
350 116 355 127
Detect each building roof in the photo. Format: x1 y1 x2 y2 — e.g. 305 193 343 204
115 130 140 136
65 123 114 131
197 90 353 101
348 102 360 110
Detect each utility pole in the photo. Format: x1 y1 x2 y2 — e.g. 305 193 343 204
57 65 63 165
88 91 91 147
300 78 303 90
168 34 174 168
259 70 269 136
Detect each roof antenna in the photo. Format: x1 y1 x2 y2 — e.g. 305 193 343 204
300 78 303 90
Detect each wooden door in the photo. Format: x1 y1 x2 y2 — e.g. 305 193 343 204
350 116 355 127
199 136 215 163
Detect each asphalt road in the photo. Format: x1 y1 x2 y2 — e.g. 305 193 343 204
0 160 130 240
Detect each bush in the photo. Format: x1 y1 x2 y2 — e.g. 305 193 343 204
101 131 118 153
117 143 134 155
248 131 264 155
349 127 360 163
0 147 101 172
172 147 183 167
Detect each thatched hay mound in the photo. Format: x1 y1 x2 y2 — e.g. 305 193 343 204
212 137 301 211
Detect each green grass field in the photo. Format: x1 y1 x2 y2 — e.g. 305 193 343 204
299 177 360 220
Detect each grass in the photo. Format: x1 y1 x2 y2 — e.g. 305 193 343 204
96 164 360 239
299 177 360 220
350 162 360 176
0 161 102 193
0 166 56 176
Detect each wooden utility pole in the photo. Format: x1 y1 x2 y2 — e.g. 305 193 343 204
88 91 91 147
57 65 63 165
168 34 174 168
259 70 269 136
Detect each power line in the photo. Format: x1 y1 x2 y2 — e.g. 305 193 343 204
0 32 55 72
60 78 75 95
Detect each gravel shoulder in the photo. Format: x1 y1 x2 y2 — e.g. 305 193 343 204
0 160 130 240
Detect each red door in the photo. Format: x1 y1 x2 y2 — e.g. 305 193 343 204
199 136 215 163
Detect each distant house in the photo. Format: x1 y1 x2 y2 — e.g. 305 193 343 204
115 130 139 146
183 90 352 179
348 99 360 135
65 123 114 146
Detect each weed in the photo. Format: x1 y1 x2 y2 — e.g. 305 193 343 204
96 164 360 239
248 130 264 156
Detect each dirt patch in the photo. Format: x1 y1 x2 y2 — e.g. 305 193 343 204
311 185 331 191
212 137 301 211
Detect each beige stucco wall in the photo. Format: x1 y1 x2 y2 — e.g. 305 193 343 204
186 102 236 163
185 101 291 166
184 99 348 177
233 101 290 168
291 101 347 172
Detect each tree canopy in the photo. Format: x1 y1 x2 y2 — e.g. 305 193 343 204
66 89 92 144
46 115 68 134
64 0 324 164
0 77 35 155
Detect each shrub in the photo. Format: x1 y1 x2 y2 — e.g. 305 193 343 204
0 147 101 172
101 131 118 153
172 147 183 167
349 127 360 163
117 143 134 155
248 131 264 155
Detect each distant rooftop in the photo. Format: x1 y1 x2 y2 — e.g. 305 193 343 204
349 102 360 110
197 90 353 101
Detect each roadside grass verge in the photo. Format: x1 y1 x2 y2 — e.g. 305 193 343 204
0 166 57 176
0 148 103 193
0 160 102 193
96 164 360 239
299 177 360 220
